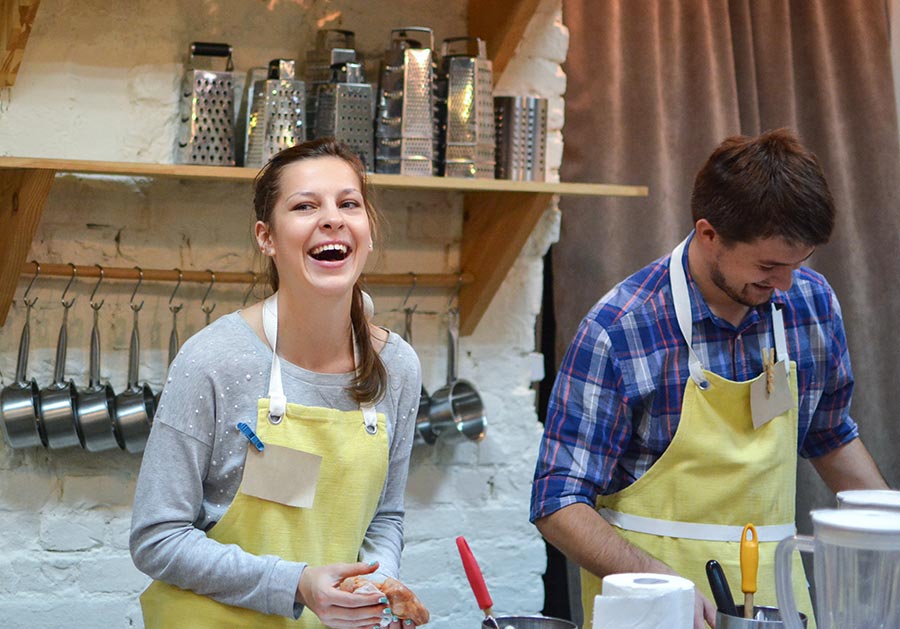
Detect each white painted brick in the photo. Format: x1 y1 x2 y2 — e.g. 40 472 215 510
0 468 59 510
8 554 81 594
39 512 106 551
77 553 151 594
61 475 136 508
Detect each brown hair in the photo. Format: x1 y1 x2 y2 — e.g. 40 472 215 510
253 138 387 405
690 128 835 247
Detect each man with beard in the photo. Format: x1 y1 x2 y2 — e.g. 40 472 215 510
530 129 888 629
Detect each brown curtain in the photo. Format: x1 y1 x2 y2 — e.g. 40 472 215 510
556 0 900 544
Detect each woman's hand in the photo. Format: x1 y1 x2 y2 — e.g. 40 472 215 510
297 561 390 629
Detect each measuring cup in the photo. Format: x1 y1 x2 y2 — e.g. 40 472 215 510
74 305 118 452
0 300 45 448
39 303 80 449
113 307 155 453
427 309 486 442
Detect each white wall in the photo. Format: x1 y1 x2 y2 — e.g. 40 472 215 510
0 1 566 626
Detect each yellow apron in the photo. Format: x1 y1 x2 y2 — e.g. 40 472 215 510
580 238 814 629
141 294 389 628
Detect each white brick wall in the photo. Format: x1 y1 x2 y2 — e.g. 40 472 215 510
0 1 566 626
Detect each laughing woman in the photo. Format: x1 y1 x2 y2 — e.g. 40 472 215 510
130 139 428 628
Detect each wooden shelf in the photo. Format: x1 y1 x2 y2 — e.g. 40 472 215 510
0 157 647 334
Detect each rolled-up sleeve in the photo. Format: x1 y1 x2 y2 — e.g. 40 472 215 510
800 292 858 458
531 318 631 522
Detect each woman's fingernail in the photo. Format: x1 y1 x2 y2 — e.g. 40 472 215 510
368 560 377 566
404 620 413 626
383 607 392 615
379 596 388 604
392 615 399 622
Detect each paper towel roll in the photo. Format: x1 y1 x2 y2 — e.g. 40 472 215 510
593 573 695 629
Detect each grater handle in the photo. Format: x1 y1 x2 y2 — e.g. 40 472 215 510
191 42 233 58
391 27 434 51
441 37 487 59
315 29 356 51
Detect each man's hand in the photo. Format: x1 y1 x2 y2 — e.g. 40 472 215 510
297 561 389 628
695 590 717 629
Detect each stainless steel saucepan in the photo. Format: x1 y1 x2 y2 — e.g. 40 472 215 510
39 270 81 449
427 308 486 441
1 291 45 448
114 272 155 453
74 277 118 452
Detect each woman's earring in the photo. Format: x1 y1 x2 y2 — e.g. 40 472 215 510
368 241 374 251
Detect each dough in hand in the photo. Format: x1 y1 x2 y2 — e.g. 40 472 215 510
339 576 430 626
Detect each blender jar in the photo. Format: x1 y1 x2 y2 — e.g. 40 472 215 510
775 508 900 629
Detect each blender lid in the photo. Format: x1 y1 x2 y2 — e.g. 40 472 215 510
836 489 900 510
812 508 900 550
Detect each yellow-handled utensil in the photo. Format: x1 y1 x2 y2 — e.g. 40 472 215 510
741 523 759 619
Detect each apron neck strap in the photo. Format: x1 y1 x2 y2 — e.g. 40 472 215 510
670 238 710 389
262 293 378 432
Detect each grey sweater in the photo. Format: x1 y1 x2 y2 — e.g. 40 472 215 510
130 312 422 618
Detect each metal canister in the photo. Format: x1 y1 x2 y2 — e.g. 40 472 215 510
305 29 358 140
494 95 548 181
435 37 495 178
374 27 436 176
244 59 306 168
175 42 237 166
314 61 374 170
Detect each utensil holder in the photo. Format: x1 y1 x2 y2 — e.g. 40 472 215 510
494 95 547 181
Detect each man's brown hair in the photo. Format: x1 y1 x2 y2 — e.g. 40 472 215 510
690 128 835 246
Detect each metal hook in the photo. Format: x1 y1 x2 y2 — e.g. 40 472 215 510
61 263 78 309
130 267 145 312
169 269 184 314
201 270 217 323
89 265 105 311
447 272 463 309
400 272 418 310
23 260 40 308
242 272 258 307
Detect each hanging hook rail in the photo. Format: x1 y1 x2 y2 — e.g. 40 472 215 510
22 260 40 308
168 269 184 314
129 267 144 313
60 263 78 309
201 270 217 325
89 264 105 311
19 262 474 288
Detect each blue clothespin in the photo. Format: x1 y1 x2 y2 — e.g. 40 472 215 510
237 422 265 452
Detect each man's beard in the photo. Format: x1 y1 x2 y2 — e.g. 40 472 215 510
709 262 772 308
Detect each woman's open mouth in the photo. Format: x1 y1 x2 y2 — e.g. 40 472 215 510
309 243 351 262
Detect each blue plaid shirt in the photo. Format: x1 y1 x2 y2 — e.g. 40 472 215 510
531 235 859 522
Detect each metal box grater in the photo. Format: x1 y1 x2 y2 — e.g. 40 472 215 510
375 27 436 176
235 66 268 166
304 29 358 141
314 61 374 171
176 42 237 166
435 37 495 178
494 96 548 181
244 59 306 168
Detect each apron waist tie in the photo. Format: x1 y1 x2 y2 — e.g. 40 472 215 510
599 508 796 542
